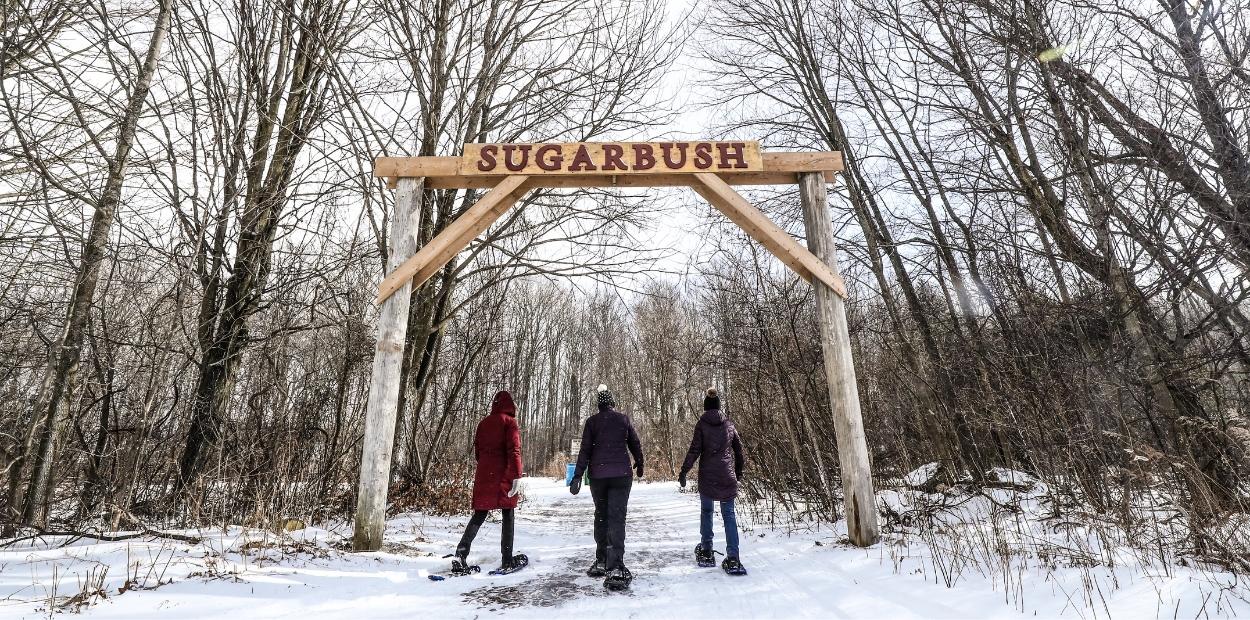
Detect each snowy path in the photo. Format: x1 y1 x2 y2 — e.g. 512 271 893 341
2 479 1245 619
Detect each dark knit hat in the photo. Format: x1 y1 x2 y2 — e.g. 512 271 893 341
703 387 720 411
596 383 616 408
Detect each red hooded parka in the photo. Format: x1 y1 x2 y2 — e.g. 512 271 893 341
471 391 523 510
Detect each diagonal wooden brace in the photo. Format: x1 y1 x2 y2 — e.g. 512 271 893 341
691 172 848 299
375 175 530 304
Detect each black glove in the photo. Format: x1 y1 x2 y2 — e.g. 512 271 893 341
735 467 743 481
570 477 582 495
634 463 644 479
678 471 687 488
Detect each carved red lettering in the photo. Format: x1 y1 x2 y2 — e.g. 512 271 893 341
503 144 532 171
716 142 748 169
693 143 713 169
661 142 688 168
632 144 655 170
603 145 626 171
477 145 498 172
569 144 598 171
535 144 562 171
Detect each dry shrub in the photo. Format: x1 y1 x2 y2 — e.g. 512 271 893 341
389 473 475 517
541 452 574 479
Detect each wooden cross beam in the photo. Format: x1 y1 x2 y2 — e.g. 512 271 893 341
373 173 847 304
691 173 848 298
372 142 849 305
374 151 841 189
375 175 529 303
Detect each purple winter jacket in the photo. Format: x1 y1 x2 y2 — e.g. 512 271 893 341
573 404 644 480
680 409 745 501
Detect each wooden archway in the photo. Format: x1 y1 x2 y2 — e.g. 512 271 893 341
353 141 879 551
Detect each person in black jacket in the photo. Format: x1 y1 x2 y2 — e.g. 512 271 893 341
570 384 643 590
680 387 746 574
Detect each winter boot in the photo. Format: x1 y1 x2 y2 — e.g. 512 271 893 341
694 543 716 567
586 558 607 577
490 553 529 576
450 554 470 575
447 555 480 580
603 565 633 591
721 556 747 576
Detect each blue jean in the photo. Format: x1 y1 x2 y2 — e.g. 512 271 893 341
700 496 740 558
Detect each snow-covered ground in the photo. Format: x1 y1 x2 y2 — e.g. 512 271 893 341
1 479 1245 619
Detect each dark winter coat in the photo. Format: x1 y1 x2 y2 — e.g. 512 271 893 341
573 404 643 480
471 391 523 510
680 409 745 501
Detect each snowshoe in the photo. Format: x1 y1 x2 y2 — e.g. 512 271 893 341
603 566 633 591
489 553 529 576
721 556 747 576
694 543 716 568
428 555 480 581
586 559 607 577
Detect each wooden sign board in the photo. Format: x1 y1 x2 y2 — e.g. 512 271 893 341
462 141 763 175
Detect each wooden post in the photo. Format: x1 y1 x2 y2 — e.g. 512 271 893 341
354 177 424 551
797 171 880 547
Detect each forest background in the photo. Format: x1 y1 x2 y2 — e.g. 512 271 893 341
2 0 1249 574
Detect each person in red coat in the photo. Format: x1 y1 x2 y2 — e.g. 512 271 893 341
452 390 524 572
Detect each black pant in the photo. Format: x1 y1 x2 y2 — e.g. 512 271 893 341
589 475 632 570
456 509 514 562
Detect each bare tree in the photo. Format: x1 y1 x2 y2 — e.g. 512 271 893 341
173 0 364 498
1 0 173 526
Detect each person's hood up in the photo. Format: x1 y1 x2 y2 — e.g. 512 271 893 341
491 390 516 416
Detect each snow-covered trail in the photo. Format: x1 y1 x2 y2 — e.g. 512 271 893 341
391 481 973 618
2 479 1243 619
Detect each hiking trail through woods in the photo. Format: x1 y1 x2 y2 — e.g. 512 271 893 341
1 480 1243 619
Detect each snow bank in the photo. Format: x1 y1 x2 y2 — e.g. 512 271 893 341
903 462 942 489
985 467 1038 490
0 479 1245 619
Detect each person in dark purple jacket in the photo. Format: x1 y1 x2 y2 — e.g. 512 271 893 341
569 384 643 590
680 387 746 574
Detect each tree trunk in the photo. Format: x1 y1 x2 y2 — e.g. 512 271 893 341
20 0 173 526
